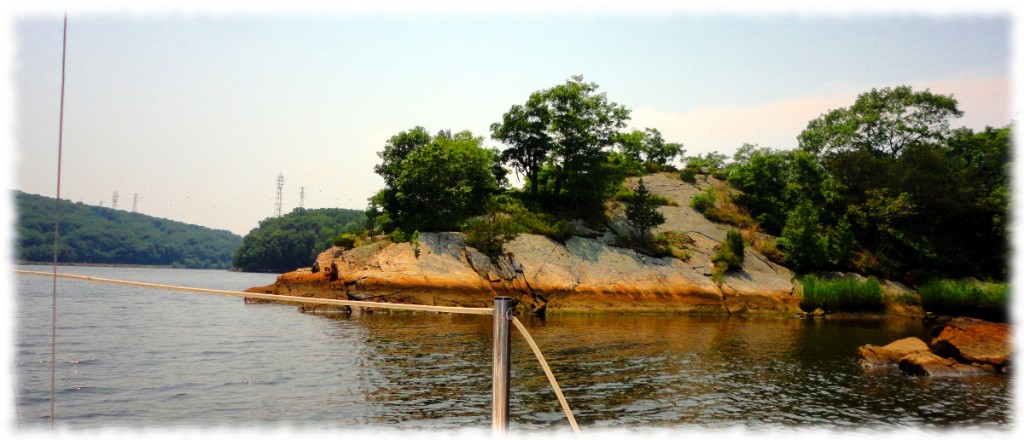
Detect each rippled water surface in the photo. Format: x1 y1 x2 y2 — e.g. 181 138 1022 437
13 266 1012 433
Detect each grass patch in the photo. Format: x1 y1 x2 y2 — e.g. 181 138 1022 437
918 279 1008 321
799 275 884 313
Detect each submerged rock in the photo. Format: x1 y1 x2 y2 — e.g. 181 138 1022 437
856 337 931 370
855 317 1012 377
897 352 991 377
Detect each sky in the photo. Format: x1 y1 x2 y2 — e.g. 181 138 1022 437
2 1 1017 237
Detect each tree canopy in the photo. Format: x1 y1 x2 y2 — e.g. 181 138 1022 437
232 207 366 273
373 128 502 233
491 75 634 218
723 87 1010 282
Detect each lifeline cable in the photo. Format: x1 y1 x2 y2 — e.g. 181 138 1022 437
49 12 69 430
17 270 582 433
511 316 582 436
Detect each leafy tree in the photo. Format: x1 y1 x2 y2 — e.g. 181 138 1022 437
777 201 828 273
491 102 551 196
616 128 684 175
625 178 666 244
374 129 501 233
492 75 631 218
798 85 962 159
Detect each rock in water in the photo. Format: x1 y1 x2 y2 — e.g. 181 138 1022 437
856 337 931 370
898 352 990 377
931 317 1012 368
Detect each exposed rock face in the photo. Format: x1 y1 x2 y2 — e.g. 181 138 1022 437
856 337 931 370
247 231 802 315
856 317 1012 377
930 318 1012 368
247 173 803 315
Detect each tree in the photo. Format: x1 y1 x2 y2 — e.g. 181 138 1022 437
616 128 684 175
373 129 501 233
492 75 631 218
491 102 551 196
798 85 962 159
625 178 665 244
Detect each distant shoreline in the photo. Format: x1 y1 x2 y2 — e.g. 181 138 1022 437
14 261 233 271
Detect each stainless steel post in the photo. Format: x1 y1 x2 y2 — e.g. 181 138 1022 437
492 296 514 434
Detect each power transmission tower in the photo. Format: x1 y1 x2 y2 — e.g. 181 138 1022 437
299 186 305 209
132 193 138 213
274 173 284 217
112 191 118 210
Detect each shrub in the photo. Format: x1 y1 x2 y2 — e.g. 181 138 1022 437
690 188 716 213
331 232 359 249
650 231 694 261
463 210 519 258
918 279 1008 321
799 275 884 312
710 230 745 284
679 169 697 183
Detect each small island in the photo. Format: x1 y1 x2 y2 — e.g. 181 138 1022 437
245 76 1010 329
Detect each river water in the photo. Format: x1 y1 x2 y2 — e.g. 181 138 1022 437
11 265 1013 434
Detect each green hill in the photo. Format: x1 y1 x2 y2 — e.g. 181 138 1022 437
14 190 242 269
232 207 367 273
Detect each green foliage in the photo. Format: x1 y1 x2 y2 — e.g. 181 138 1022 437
331 232 359 249
373 129 501 233
689 188 716 213
492 75 630 219
463 210 518 258
777 202 828 273
918 279 1008 321
650 231 693 261
14 191 241 269
798 85 962 158
717 84 1010 281
799 275 884 313
232 208 366 273
624 178 666 243
710 230 745 284
616 128 684 176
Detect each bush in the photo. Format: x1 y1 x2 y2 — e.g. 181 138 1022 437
710 230 745 284
331 232 359 249
690 188 716 213
463 211 519 258
650 231 694 261
679 169 697 183
799 275 884 312
918 279 1008 321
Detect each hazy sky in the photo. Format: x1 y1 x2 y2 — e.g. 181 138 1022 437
4 2 1016 236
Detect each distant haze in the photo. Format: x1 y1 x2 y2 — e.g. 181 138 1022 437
5 3 1014 236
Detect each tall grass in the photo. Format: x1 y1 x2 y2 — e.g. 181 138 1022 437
918 279 1008 321
799 275 884 312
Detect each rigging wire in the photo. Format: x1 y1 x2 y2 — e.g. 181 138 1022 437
50 11 69 430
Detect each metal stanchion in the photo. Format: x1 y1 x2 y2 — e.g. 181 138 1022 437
492 296 514 434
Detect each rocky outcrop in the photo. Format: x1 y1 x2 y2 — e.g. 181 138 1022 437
931 318 1012 369
247 231 801 315
856 318 1012 377
246 173 804 315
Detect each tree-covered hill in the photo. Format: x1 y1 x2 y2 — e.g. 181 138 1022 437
232 207 366 273
14 190 242 269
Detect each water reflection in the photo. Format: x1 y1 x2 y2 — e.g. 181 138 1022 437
316 312 1010 431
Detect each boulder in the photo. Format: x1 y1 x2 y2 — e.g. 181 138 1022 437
856 337 931 370
898 352 990 377
931 317 1012 368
